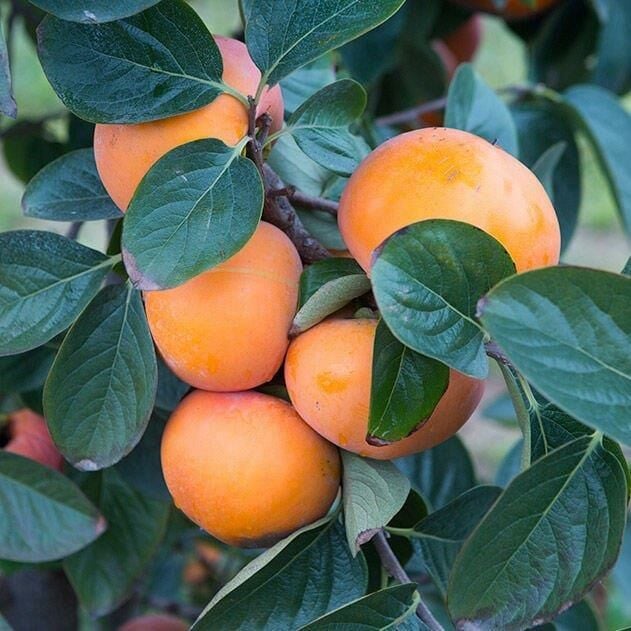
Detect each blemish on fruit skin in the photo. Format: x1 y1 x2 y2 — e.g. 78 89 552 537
317 372 348 393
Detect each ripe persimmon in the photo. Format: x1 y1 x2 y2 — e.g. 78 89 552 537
145 222 302 392
94 36 284 210
160 390 341 547
2 409 63 471
338 127 560 273
285 318 483 460
442 15 483 64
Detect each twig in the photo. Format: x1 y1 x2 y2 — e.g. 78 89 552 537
375 97 447 127
372 530 444 631
287 190 339 216
485 340 511 365
65 222 82 240
262 164 330 263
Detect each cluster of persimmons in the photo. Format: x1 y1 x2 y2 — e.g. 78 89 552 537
1 0 562 558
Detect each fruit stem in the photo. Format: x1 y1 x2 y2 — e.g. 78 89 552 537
497 362 532 470
372 529 445 631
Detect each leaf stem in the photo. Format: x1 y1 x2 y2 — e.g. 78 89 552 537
374 97 447 127
497 362 531 470
372 530 444 631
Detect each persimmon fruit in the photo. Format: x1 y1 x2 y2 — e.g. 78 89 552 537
160 390 341 548
145 222 302 392
94 36 284 210
284 318 484 460
118 614 188 631
338 127 560 273
1 409 63 470
442 15 483 64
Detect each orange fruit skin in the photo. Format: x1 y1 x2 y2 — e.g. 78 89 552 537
284 319 484 460
442 15 483 64
452 0 560 19
338 128 560 273
94 36 284 210
145 222 302 392
3 409 63 471
118 614 188 631
160 390 341 548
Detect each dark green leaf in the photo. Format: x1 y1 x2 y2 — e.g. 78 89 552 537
280 54 336 115
292 258 371 335
0 345 55 394
445 64 518 156
193 518 368 630
0 231 113 356
244 0 406 85
563 84 631 232
538 599 601 631
532 142 566 198
369 320 449 443
44 284 157 470
372 220 516 379
116 409 170 501
287 79 368 176
396 436 476 510
122 139 263 290
2 128 64 184
29 0 161 23
296 208 346 250
0 10 16 118
512 100 581 250
448 435 628 630
494 440 522 487
0 452 104 562
63 468 170 616
299 584 419 630
342 452 410 554
479 266 631 445
622 257 631 277
155 356 189 412
528 1 597 91
22 149 123 222
592 0 631 94
37 0 228 123
407 486 501 596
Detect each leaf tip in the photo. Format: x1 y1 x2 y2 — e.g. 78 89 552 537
75 458 100 472
475 295 489 319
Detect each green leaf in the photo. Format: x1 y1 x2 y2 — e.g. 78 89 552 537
29 0 161 22
342 452 410 554
512 100 581 250
448 435 628 630
287 79 368 176
298 584 419 630
155 356 189 412
563 84 631 232
22 149 123 222
445 64 518 156
116 409 170 502
532 142 566 196
0 613 10 631
44 284 157 471
591 0 631 95
37 0 228 124
63 468 170 616
405 485 501 596
395 436 476 510
369 320 449 443
193 518 368 630
479 266 631 445
280 54 336 115
494 440 522 488
537 599 602 631
2 127 64 184
0 9 16 118
0 452 104 562
0 231 114 356
292 258 371 335
244 0 406 86
372 220 516 379
122 139 263 290
0 345 55 394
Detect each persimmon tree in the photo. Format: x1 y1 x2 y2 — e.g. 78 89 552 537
0 1 630 630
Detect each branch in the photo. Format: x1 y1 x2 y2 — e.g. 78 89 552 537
375 97 447 127
262 164 330 263
372 530 444 631
286 190 338 216
65 222 82 240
